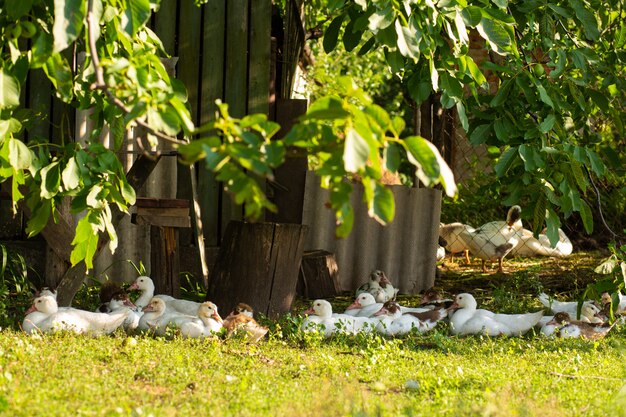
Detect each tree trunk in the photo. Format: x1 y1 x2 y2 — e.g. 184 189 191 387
206 220 308 318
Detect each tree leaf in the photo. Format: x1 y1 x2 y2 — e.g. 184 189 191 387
586 149 606 176
324 15 345 53
395 20 421 59
594 255 618 274
25 199 52 237
40 161 61 199
539 114 556 133
368 5 394 31
71 215 100 269
569 0 600 41
303 96 350 120
579 200 593 234
0 70 21 110
44 53 74 103
62 157 80 191
456 102 468 131
86 184 104 209
494 146 518 177
533 191 547 235
469 124 492 145
343 20 364 52
476 16 512 55
6 0 34 19
8 138 32 170
490 79 513 107
404 136 457 196
53 0 85 52
384 143 401 172
369 183 395 224
343 128 370 172
121 0 152 37
535 82 554 108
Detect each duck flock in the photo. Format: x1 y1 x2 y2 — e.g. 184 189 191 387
22 276 268 342
21 269 625 342
438 205 573 273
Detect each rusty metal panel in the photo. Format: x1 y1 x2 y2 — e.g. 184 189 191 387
302 172 442 295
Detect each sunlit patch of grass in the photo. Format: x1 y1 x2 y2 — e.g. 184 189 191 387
4 252 626 416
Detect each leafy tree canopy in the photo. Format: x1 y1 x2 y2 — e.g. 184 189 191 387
316 0 625 244
0 0 455 271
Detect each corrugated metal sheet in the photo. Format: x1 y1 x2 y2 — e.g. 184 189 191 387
302 172 442 295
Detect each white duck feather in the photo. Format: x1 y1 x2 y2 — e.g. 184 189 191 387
23 295 127 335
448 293 543 336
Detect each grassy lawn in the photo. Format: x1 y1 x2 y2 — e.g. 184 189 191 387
1 252 625 416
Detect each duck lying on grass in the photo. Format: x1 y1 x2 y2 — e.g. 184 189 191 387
541 312 614 340
23 295 128 335
447 293 543 337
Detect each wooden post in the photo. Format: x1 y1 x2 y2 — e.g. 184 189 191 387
206 221 308 318
297 250 341 299
132 198 191 297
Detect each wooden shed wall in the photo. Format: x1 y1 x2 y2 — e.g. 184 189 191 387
0 0 274 284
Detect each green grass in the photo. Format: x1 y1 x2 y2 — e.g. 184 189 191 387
1 252 625 416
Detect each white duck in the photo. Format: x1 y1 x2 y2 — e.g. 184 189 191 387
222 303 268 342
543 312 613 340
180 302 224 338
459 206 522 273
511 228 573 257
108 292 143 332
439 222 475 264
355 270 397 303
129 276 204 316
301 300 374 337
345 293 432 318
373 301 447 336
128 276 174 309
537 292 597 317
137 297 197 336
23 295 128 335
448 293 543 336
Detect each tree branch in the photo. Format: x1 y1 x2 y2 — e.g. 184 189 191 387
85 0 186 148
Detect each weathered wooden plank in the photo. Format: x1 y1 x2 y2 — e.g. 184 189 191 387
150 226 181 297
133 214 191 228
136 207 190 217
297 250 340 299
153 0 177 55
265 98 308 224
197 0 226 246
26 69 52 141
136 197 189 209
266 223 308 316
248 0 271 115
218 0 250 233
175 0 202 245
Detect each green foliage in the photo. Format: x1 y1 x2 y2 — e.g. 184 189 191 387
0 0 455 278
318 0 625 246
285 78 456 236
0 244 42 329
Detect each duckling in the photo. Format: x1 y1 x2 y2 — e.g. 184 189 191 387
356 270 397 303
459 206 522 273
222 303 268 343
545 312 614 340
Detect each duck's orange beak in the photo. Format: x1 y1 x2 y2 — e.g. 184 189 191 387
345 300 361 311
